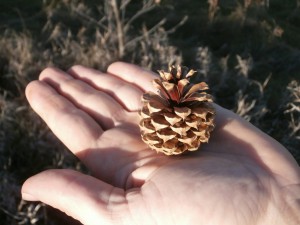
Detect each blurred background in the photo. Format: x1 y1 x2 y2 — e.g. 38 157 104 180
0 0 299 224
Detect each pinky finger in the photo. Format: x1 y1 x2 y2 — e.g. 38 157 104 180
107 62 157 93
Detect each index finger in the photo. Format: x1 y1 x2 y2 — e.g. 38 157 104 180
26 80 103 153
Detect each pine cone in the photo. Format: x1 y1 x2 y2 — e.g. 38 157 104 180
139 65 215 155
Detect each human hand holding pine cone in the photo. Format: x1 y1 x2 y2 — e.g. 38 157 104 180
22 62 300 225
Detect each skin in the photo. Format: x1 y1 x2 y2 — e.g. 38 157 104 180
22 62 300 225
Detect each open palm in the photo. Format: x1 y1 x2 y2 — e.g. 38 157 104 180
22 62 300 225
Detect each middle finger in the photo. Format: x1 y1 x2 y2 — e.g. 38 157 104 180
39 67 129 130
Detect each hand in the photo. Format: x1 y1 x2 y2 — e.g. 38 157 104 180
22 62 300 225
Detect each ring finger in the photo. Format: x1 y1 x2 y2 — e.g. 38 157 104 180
67 65 144 111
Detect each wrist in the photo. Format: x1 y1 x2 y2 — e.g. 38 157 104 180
262 184 300 225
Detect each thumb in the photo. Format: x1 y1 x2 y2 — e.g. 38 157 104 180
21 169 129 225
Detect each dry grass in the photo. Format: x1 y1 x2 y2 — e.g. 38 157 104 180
0 0 299 224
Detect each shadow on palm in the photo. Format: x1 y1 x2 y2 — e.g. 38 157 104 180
76 105 270 195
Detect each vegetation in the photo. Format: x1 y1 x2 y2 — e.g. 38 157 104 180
0 0 299 224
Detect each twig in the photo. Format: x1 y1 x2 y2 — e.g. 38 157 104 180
166 15 189 34
120 0 132 10
73 9 108 31
0 206 23 221
124 3 156 33
124 18 166 48
111 0 125 58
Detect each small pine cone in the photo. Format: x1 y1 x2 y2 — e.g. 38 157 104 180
139 65 215 155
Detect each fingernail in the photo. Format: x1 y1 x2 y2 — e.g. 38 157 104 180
22 192 38 201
